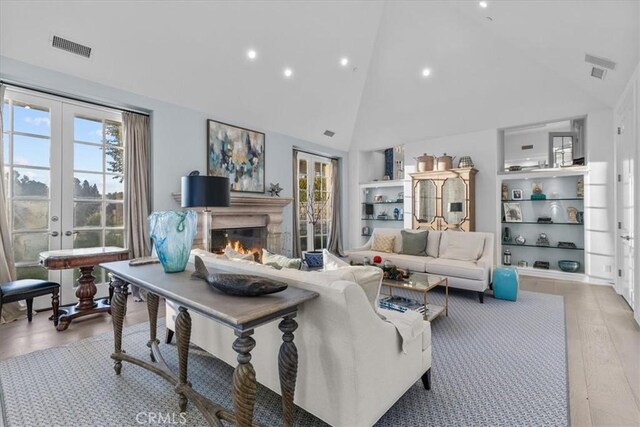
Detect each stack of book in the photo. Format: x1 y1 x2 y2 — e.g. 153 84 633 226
379 296 426 315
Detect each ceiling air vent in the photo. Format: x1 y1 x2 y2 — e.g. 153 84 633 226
52 35 92 58
323 130 335 137
585 53 616 80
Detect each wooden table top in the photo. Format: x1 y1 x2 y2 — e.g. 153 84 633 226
100 261 319 332
40 247 129 269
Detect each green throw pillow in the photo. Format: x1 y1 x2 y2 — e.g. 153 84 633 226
262 249 302 270
399 230 428 256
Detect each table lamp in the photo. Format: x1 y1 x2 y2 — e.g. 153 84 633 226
181 174 230 252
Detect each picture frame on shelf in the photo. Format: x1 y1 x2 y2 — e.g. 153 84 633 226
511 189 523 200
503 202 523 222
373 194 385 202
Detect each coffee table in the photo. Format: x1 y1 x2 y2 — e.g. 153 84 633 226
381 272 448 321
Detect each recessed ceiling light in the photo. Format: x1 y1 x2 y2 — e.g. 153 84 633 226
24 105 31 109
247 49 257 60
283 67 293 78
340 57 349 67
479 1 488 8
422 68 431 77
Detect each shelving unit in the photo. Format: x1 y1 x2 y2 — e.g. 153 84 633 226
359 180 406 244
498 171 586 278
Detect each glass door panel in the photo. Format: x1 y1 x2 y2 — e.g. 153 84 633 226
296 152 333 253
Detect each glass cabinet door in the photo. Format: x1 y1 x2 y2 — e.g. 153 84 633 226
414 179 436 224
442 177 466 227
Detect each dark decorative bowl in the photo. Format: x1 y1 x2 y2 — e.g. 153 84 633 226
558 260 580 272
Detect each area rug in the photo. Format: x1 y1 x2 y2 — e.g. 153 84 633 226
0 289 567 426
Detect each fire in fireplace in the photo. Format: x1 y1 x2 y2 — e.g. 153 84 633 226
210 227 267 262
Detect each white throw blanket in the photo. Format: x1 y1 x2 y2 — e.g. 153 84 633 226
379 308 427 354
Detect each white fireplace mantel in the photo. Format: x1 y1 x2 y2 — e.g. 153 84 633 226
171 193 293 252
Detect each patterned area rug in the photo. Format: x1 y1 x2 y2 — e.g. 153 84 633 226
0 289 567 426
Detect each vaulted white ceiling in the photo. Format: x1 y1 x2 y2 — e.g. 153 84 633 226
1 1 638 151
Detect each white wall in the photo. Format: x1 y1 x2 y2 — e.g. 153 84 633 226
349 113 616 283
0 56 350 254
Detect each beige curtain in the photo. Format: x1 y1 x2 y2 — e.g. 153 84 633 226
292 150 301 258
327 158 344 256
123 112 152 259
0 84 27 323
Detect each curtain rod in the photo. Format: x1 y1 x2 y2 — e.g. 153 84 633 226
0 80 150 117
293 147 341 161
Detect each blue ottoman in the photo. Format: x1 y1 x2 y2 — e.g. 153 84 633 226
493 267 519 301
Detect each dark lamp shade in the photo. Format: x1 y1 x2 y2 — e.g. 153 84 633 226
181 176 231 208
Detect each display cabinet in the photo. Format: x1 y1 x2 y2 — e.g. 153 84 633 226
411 168 477 232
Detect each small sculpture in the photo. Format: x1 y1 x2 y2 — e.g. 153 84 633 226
532 182 543 194
536 233 550 246
577 177 584 199
502 183 509 201
268 183 283 197
393 207 400 220
503 227 512 243
515 235 526 245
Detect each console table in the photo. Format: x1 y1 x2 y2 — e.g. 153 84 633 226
39 246 129 331
100 260 318 427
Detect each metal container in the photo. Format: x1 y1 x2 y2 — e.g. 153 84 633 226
458 156 474 168
437 153 456 171
416 153 435 172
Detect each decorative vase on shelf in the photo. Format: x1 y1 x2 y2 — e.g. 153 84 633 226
148 210 197 273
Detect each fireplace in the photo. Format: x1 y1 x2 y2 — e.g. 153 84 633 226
210 227 268 262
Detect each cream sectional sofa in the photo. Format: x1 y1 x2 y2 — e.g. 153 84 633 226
165 249 432 427
348 229 494 303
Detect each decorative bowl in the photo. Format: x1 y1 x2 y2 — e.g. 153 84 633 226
304 251 324 268
558 260 580 272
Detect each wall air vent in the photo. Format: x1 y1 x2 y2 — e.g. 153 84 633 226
51 35 92 58
585 54 617 71
323 130 335 137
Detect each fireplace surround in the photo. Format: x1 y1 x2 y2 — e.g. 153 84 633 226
172 193 292 254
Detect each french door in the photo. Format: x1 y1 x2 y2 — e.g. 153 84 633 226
3 89 125 307
296 152 333 253
615 86 636 311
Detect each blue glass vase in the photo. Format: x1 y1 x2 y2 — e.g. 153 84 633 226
148 210 197 273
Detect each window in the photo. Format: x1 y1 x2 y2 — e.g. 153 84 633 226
296 152 333 252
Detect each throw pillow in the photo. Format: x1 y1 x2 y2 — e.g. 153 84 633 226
371 234 395 253
262 248 302 270
399 230 428 256
323 249 350 270
439 232 485 261
426 231 441 257
225 246 255 261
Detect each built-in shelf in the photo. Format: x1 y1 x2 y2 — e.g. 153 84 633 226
503 243 584 251
501 221 582 225
500 265 583 275
361 218 404 221
502 198 584 202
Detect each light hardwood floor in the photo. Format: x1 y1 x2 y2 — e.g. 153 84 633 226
0 279 638 426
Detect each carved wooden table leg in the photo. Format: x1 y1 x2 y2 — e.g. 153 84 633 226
146 292 160 362
110 278 128 375
232 331 257 427
278 315 299 427
175 306 192 413
76 266 98 310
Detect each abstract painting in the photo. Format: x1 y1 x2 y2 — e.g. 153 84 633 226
207 119 265 193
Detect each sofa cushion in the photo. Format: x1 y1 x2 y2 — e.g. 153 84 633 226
348 251 430 272
262 248 302 270
323 249 350 270
426 231 442 258
399 230 428 256
372 234 395 253
439 231 485 261
371 228 403 253
425 258 486 281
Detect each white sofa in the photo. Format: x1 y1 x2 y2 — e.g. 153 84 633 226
165 249 432 427
348 229 494 303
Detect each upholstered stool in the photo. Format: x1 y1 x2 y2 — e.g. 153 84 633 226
492 267 519 301
0 279 61 326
